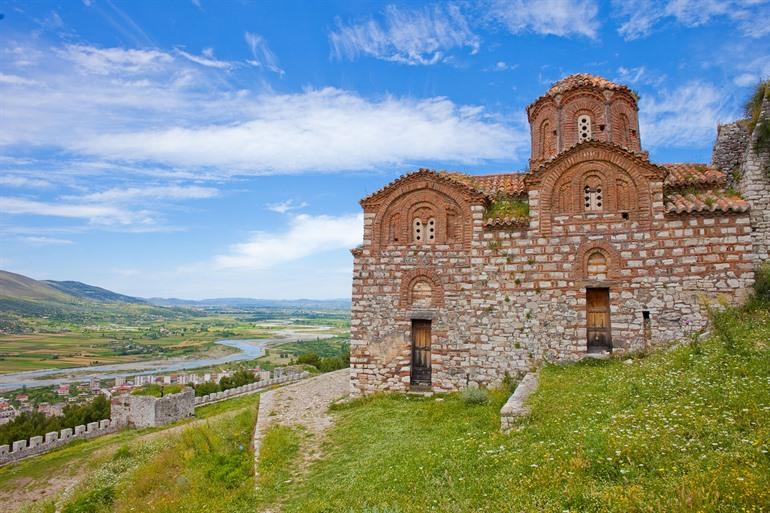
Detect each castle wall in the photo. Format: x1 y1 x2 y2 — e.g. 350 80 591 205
350 204 754 396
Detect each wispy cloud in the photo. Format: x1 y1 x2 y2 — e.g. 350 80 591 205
175 47 234 70
0 197 151 225
211 213 363 270
75 185 219 203
21 236 74 246
488 0 600 39
639 81 730 148
0 175 51 188
615 66 666 87
245 32 284 75
613 0 770 40
266 199 308 214
0 41 524 176
329 4 480 65
71 88 525 172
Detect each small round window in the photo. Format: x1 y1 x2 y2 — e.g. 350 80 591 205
577 115 592 142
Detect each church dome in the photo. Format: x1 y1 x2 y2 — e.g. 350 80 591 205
527 73 641 169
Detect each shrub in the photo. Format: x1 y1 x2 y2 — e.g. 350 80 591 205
460 387 489 405
755 261 770 301
61 485 115 513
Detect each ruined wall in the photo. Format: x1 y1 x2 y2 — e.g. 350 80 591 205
712 122 750 185
739 93 770 266
351 177 755 396
111 389 195 429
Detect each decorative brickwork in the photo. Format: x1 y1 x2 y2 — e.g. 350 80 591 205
350 74 768 397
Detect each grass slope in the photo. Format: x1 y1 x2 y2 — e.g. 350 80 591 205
280 305 770 513
42 281 146 304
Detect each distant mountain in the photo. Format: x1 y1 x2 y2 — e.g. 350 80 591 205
0 270 180 330
43 280 147 304
147 297 351 310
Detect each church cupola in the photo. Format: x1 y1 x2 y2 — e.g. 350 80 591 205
527 73 641 169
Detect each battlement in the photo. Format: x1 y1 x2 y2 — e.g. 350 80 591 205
0 418 116 465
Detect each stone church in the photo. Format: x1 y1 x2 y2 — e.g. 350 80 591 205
350 73 770 395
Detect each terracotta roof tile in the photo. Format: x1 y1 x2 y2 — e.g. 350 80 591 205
528 73 636 112
440 172 527 197
665 191 749 214
662 163 726 187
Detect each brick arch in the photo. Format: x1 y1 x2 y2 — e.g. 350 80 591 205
573 240 623 281
399 268 444 308
561 92 606 149
372 179 473 253
529 101 557 166
610 98 640 151
532 144 660 235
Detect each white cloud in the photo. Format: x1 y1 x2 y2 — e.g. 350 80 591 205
0 175 51 188
266 199 308 214
0 197 151 225
615 66 666 87
212 213 363 270
245 32 284 75
175 48 233 70
329 4 480 65
614 0 770 40
75 185 219 203
488 0 600 39
21 236 74 246
71 87 524 172
58 44 173 75
0 73 39 86
639 81 730 148
0 41 524 176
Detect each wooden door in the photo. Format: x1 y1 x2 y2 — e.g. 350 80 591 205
411 320 431 386
586 288 611 351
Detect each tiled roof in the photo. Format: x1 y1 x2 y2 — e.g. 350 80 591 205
440 172 527 197
662 163 726 187
528 74 636 111
546 73 630 97
665 191 749 214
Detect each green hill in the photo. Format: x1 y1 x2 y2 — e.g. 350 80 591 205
43 280 146 304
0 270 181 331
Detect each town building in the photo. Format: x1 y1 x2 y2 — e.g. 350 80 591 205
350 74 770 395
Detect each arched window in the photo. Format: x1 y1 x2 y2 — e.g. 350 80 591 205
586 251 609 280
583 175 603 212
577 114 592 142
411 279 433 307
539 119 554 159
413 218 423 242
619 113 630 148
427 218 435 242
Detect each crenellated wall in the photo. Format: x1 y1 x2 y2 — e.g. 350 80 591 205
0 418 116 465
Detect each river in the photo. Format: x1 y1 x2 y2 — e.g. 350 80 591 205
0 327 334 392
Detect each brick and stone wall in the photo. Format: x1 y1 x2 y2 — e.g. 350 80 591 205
351 148 755 396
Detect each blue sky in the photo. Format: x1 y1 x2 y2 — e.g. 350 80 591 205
1 0 769 299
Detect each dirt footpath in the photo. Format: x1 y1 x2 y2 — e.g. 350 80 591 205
252 368 350 479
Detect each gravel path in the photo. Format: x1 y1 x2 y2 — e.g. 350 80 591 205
252 368 350 481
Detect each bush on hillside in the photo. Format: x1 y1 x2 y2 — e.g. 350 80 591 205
460 387 489 405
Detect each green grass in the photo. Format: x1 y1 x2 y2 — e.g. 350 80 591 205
484 196 529 221
17 393 261 513
255 425 302 503
278 304 770 513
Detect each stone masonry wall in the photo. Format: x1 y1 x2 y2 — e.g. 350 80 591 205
0 419 116 466
713 121 750 186
739 92 770 266
351 189 755 396
111 389 195 429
